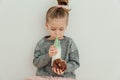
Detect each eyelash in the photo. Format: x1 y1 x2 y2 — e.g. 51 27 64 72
60 29 64 31
51 29 64 31
51 29 56 31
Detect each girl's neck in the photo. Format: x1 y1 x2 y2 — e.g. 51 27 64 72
47 36 64 40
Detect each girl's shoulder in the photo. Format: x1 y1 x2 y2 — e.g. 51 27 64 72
36 37 45 46
37 36 51 44
65 36 78 50
36 36 54 46
64 36 75 43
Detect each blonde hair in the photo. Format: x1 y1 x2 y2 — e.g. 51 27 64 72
46 0 70 23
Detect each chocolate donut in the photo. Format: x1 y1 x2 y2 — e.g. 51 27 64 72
52 58 67 71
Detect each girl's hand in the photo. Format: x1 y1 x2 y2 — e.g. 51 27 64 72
52 60 66 75
52 67 64 75
48 45 57 57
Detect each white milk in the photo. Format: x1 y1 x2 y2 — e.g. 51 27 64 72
51 37 61 66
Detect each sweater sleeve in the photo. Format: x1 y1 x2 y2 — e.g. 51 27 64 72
33 39 51 69
65 39 80 72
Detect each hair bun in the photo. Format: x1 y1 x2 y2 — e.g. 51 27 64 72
57 0 69 5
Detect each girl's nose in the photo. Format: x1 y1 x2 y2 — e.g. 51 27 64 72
56 32 59 35
55 31 60 36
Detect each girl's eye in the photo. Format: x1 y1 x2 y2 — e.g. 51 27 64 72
60 29 64 31
51 29 56 31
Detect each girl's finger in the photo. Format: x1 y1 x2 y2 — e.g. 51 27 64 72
60 69 64 74
51 50 57 54
53 68 57 74
57 68 60 75
51 45 56 48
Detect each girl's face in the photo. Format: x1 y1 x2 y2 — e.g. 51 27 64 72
46 17 67 39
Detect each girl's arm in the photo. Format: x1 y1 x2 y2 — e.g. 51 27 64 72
33 40 51 68
65 50 80 72
65 39 80 72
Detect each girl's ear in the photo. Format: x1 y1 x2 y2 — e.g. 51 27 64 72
45 23 49 30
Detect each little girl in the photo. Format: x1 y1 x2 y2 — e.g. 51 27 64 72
27 0 80 80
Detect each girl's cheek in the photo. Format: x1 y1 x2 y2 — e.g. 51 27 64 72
51 31 55 34
50 32 56 36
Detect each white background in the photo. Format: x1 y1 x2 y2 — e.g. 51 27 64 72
0 0 120 80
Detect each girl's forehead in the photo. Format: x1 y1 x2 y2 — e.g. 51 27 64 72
48 18 67 27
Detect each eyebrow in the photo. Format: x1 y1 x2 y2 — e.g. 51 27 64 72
51 27 56 29
51 27 64 29
60 27 64 28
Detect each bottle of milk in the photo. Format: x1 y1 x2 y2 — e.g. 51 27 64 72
51 37 61 66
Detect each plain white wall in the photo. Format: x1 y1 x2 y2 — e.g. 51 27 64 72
0 0 120 80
